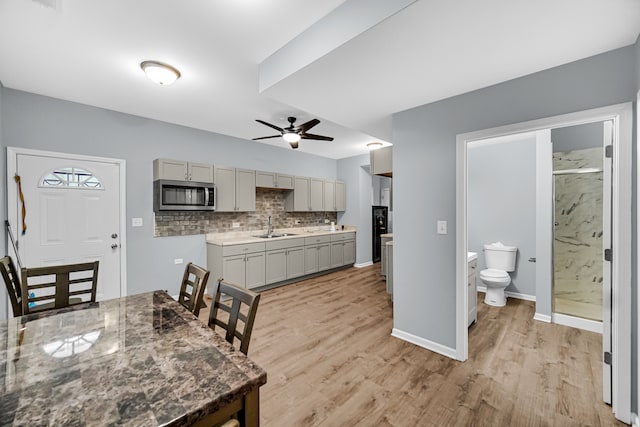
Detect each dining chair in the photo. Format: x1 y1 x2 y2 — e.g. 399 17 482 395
21 261 99 315
208 279 260 355
178 262 210 317
1 256 23 317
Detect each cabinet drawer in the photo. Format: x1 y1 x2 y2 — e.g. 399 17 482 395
467 259 477 277
265 237 305 251
330 232 355 242
305 235 331 245
222 242 265 256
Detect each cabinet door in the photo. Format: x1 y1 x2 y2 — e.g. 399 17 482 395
304 245 319 274
188 162 214 183
214 165 236 212
293 177 309 211
323 180 335 212
255 171 275 188
343 240 356 265
276 174 294 189
154 159 188 181
222 254 246 287
335 181 346 211
318 243 331 271
286 246 305 279
235 168 256 211
330 242 344 268
266 249 287 284
309 178 324 211
246 252 266 289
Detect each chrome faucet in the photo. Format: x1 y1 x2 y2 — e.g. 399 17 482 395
267 216 273 237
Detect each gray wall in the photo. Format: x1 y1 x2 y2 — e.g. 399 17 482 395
337 154 372 265
1 89 338 308
392 45 637 350
633 32 639 416
551 122 604 153
468 135 537 297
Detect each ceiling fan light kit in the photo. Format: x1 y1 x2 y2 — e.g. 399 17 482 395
140 60 181 85
253 116 334 149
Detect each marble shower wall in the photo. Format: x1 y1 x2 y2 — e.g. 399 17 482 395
552 147 603 320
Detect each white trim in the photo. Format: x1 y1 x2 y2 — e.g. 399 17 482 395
636 89 640 424
533 313 552 323
456 103 632 423
354 261 373 268
631 413 639 427
391 328 458 360
476 286 536 302
6 147 128 299
552 313 603 334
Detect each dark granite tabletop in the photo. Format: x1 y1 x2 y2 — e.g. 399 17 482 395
0 290 267 426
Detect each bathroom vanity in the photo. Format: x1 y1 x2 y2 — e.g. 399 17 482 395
468 252 478 326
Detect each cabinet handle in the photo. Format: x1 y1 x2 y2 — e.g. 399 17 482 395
184 172 188 180
188 173 192 180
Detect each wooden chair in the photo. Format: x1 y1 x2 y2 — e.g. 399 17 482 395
1 256 23 317
208 279 260 355
178 262 210 317
21 261 99 315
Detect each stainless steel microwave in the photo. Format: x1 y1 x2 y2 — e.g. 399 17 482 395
153 180 216 212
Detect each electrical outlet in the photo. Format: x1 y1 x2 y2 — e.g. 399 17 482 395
324 219 330 224
232 222 240 228
131 217 143 227
295 220 301 224
437 220 447 234
174 258 183 265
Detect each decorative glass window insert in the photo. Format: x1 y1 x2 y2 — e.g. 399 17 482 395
41 167 103 189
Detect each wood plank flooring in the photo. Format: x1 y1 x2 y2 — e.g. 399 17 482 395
201 265 624 426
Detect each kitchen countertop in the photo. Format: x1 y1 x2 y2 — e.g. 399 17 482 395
468 252 478 262
206 226 357 246
380 233 393 238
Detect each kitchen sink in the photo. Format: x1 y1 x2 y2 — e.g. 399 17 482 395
254 233 297 239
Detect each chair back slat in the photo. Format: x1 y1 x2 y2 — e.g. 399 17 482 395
178 262 210 317
208 279 260 355
1 256 22 317
21 261 99 315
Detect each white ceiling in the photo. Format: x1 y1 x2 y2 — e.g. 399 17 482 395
1 0 639 159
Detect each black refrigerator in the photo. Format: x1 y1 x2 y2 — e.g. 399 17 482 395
372 206 388 263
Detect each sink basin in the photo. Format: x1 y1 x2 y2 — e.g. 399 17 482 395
254 233 297 239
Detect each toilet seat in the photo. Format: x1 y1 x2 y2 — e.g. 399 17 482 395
480 268 509 280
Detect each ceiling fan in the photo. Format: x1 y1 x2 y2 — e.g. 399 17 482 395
253 116 334 149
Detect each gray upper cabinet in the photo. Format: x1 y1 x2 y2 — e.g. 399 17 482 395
335 181 346 211
309 178 324 211
285 176 326 211
256 171 294 190
370 146 392 177
214 165 256 211
323 180 346 212
153 158 214 183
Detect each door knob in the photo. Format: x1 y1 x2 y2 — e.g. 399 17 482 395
111 233 118 239
111 244 119 249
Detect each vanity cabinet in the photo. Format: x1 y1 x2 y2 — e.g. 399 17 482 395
214 166 256 212
285 177 324 211
255 171 294 190
304 235 331 274
370 146 392 177
207 242 266 289
153 159 214 183
468 258 477 326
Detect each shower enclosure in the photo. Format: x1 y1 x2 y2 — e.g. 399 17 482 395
552 147 603 321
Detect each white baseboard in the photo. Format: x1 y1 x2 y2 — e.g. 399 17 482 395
533 312 551 323
391 328 458 360
477 286 536 301
631 413 639 427
552 313 602 334
354 261 373 268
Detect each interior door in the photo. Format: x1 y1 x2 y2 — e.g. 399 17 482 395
10 151 122 302
602 120 613 404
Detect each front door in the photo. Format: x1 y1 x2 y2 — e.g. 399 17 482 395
8 148 124 302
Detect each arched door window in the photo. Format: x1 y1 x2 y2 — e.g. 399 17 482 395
40 167 103 189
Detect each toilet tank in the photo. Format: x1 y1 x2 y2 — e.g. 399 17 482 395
483 242 517 271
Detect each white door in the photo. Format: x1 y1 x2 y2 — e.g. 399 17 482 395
8 149 124 302
602 120 613 404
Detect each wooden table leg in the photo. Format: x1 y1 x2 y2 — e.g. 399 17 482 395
238 388 260 427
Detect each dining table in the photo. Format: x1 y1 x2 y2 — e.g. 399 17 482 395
0 290 267 426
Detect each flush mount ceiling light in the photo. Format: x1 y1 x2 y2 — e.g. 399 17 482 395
140 60 181 85
367 141 383 150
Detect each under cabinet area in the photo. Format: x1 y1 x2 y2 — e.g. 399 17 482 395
154 159 214 182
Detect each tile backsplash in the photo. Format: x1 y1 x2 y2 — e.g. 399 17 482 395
154 189 338 237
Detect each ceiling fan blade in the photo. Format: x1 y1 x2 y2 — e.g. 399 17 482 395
289 141 299 149
252 135 282 140
295 118 320 133
301 133 334 141
256 119 284 133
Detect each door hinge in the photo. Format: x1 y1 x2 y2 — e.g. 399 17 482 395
605 145 613 158
604 248 612 262
604 351 612 365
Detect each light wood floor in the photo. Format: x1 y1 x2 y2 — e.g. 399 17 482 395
201 265 624 426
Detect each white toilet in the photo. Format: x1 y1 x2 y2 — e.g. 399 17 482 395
479 242 517 307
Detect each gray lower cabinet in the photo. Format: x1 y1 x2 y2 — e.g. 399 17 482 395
265 249 286 284
330 242 344 269
330 232 356 268
304 235 331 274
286 246 305 279
265 237 305 284
207 242 266 289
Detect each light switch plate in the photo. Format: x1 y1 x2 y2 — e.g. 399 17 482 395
131 217 143 227
437 220 447 234
174 258 183 265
